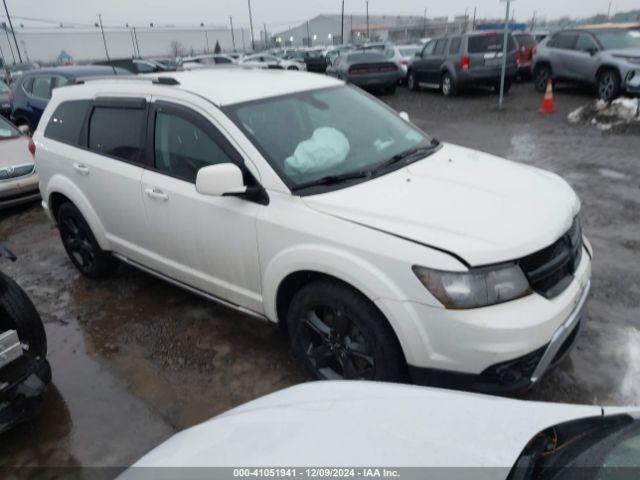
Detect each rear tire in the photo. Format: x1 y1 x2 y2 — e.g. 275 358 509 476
407 70 419 91
0 271 47 357
287 66 299 71
287 280 406 382
597 69 621 102
534 64 552 93
57 202 117 279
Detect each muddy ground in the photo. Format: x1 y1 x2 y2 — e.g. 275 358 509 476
1 82 639 468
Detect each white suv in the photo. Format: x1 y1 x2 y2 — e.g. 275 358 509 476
34 70 592 392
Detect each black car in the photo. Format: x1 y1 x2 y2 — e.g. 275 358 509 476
0 246 50 434
93 58 173 74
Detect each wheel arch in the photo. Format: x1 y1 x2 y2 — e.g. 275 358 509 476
45 175 110 250
595 64 621 80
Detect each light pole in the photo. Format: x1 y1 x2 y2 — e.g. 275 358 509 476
341 0 345 44
423 8 427 38
366 1 369 40
1 23 15 64
498 0 514 110
2 0 21 62
229 16 236 50
248 0 255 51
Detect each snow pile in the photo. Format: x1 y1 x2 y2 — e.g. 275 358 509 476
568 97 640 131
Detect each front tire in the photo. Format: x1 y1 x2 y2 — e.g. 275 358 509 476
287 280 406 382
0 271 47 357
441 71 457 97
598 69 621 102
407 71 419 91
57 202 117 279
287 66 299 71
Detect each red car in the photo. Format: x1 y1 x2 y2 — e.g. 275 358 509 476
513 32 537 79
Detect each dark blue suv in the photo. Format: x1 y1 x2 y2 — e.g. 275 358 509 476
10 65 130 131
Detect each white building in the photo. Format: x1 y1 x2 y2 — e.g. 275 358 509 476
0 25 251 64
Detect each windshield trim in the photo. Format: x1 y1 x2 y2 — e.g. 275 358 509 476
222 84 436 196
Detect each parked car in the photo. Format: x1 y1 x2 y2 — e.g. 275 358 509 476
0 246 51 435
0 116 39 209
284 49 327 73
126 381 640 474
326 51 402 93
408 31 518 96
34 69 591 392
4 62 39 85
93 57 172 74
0 80 10 117
10 65 130 131
239 54 286 70
532 28 640 101
180 54 237 70
396 44 422 80
325 45 354 65
532 30 550 43
513 32 537 79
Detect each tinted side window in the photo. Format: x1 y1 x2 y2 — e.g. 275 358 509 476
434 39 448 55
215 56 232 64
44 100 91 145
449 38 462 54
22 77 34 94
421 41 437 56
88 107 146 163
154 111 234 183
31 76 53 99
555 34 578 50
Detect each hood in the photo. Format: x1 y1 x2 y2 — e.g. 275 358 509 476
303 143 580 266
607 48 640 58
0 136 32 168
129 381 602 471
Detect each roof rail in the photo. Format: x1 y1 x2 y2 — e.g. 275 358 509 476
74 75 180 86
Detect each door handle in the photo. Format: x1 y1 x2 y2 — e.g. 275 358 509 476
73 163 90 175
144 187 169 202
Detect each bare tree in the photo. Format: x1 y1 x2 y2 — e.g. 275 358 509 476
214 40 221 54
169 40 185 58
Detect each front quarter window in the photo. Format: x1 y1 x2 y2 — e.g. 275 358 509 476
225 86 434 193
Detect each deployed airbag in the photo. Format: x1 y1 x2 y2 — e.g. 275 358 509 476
284 127 350 177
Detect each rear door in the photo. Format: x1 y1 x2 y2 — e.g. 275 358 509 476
548 33 578 79
140 99 262 311
81 97 151 262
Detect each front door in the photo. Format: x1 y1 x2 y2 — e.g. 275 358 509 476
140 100 263 313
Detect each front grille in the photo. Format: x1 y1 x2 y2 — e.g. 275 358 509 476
0 164 35 181
519 217 583 299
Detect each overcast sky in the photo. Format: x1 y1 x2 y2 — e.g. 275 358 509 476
2 0 637 30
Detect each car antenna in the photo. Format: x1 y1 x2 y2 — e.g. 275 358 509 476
96 14 117 76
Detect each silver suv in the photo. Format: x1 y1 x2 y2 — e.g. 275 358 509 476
532 28 640 101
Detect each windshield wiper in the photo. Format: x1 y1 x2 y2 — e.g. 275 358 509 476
372 139 440 175
291 170 371 192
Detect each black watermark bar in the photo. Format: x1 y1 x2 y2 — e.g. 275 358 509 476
1 467 640 480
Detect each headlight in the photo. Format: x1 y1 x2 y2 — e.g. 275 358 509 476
412 263 531 309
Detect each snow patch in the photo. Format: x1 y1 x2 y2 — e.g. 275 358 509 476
568 97 640 131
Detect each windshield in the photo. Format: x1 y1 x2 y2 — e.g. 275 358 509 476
225 85 433 191
515 34 536 47
0 116 20 139
595 30 640 50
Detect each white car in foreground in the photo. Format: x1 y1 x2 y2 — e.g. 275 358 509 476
34 69 591 392
125 381 640 476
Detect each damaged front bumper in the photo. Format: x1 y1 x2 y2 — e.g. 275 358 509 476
1 332 51 434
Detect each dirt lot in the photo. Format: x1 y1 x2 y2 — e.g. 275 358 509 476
1 82 639 467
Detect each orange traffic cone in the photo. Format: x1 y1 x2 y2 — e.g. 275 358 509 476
539 80 556 114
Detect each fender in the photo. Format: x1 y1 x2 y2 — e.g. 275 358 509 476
261 243 420 359
44 174 111 251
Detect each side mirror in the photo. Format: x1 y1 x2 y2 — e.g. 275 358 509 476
18 124 30 135
196 163 246 197
399 111 410 121
587 47 598 56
